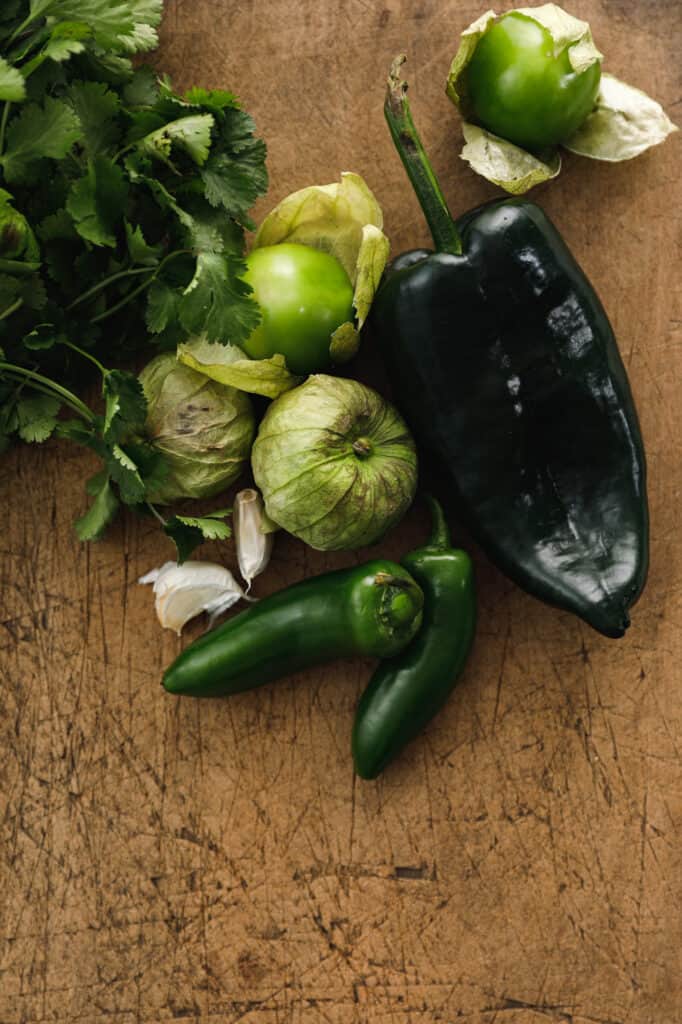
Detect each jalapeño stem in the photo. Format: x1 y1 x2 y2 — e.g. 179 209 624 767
424 495 451 549
384 56 462 256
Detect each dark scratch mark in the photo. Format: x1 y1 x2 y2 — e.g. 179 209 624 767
394 864 435 880
491 620 511 733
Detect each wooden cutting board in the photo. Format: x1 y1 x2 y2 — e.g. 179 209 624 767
1 2 681 1021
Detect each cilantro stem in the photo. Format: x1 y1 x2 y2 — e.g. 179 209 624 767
62 340 107 376
67 267 157 312
7 11 42 46
0 297 23 320
0 103 11 157
91 277 156 325
90 250 190 326
0 363 95 423
146 501 167 526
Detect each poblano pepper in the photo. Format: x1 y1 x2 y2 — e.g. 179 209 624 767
353 497 476 780
371 59 648 639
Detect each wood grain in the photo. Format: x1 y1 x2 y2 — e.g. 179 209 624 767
1 1 681 1022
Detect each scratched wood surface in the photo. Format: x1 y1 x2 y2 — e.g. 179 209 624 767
1 1 681 1022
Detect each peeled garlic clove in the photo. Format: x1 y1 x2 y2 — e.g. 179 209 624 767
234 488 274 591
139 560 245 634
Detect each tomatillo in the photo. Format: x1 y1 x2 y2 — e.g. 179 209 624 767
241 243 355 375
465 12 601 149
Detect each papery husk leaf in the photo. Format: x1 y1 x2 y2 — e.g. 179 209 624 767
446 9 497 113
329 322 360 364
460 122 561 194
177 335 300 399
514 5 602 73
253 171 389 329
563 73 678 161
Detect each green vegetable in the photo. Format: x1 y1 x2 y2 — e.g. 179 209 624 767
177 173 391 398
251 374 418 551
352 497 476 780
0 0 268 552
371 59 648 638
139 353 254 503
465 11 601 148
162 508 233 565
163 559 424 697
240 243 354 375
446 4 677 193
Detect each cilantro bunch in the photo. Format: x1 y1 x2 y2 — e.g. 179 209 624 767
0 0 269 557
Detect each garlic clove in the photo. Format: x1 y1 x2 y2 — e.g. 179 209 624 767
139 561 246 634
234 488 274 591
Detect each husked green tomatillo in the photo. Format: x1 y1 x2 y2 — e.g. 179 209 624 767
139 353 254 502
240 243 354 375
465 11 601 148
251 374 418 551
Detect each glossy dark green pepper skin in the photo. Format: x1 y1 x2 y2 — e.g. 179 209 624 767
352 498 476 779
372 199 649 638
163 560 424 697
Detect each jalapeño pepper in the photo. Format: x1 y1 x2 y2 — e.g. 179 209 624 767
352 497 476 779
370 59 648 638
163 559 424 697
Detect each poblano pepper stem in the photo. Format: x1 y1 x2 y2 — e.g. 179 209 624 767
384 57 462 256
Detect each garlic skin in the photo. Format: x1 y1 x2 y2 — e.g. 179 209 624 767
139 561 246 635
233 489 274 591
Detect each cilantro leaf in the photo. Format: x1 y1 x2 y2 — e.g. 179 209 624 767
124 439 168 494
102 368 147 442
184 87 240 112
55 419 105 454
137 113 214 168
23 325 60 351
20 22 91 77
0 274 20 310
43 22 92 64
15 394 61 442
75 474 119 540
145 277 179 333
1 97 82 183
144 278 186 348
125 220 161 264
219 107 263 154
199 107 267 223
107 442 145 503
68 80 122 157
201 143 268 222
164 509 232 563
124 160 198 236
67 157 127 247
38 0 162 54
123 65 159 108
179 252 260 345
115 0 163 53
37 208 78 242
163 517 204 564
20 275 47 310
0 57 26 103
85 468 109 496
176 511 232 540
